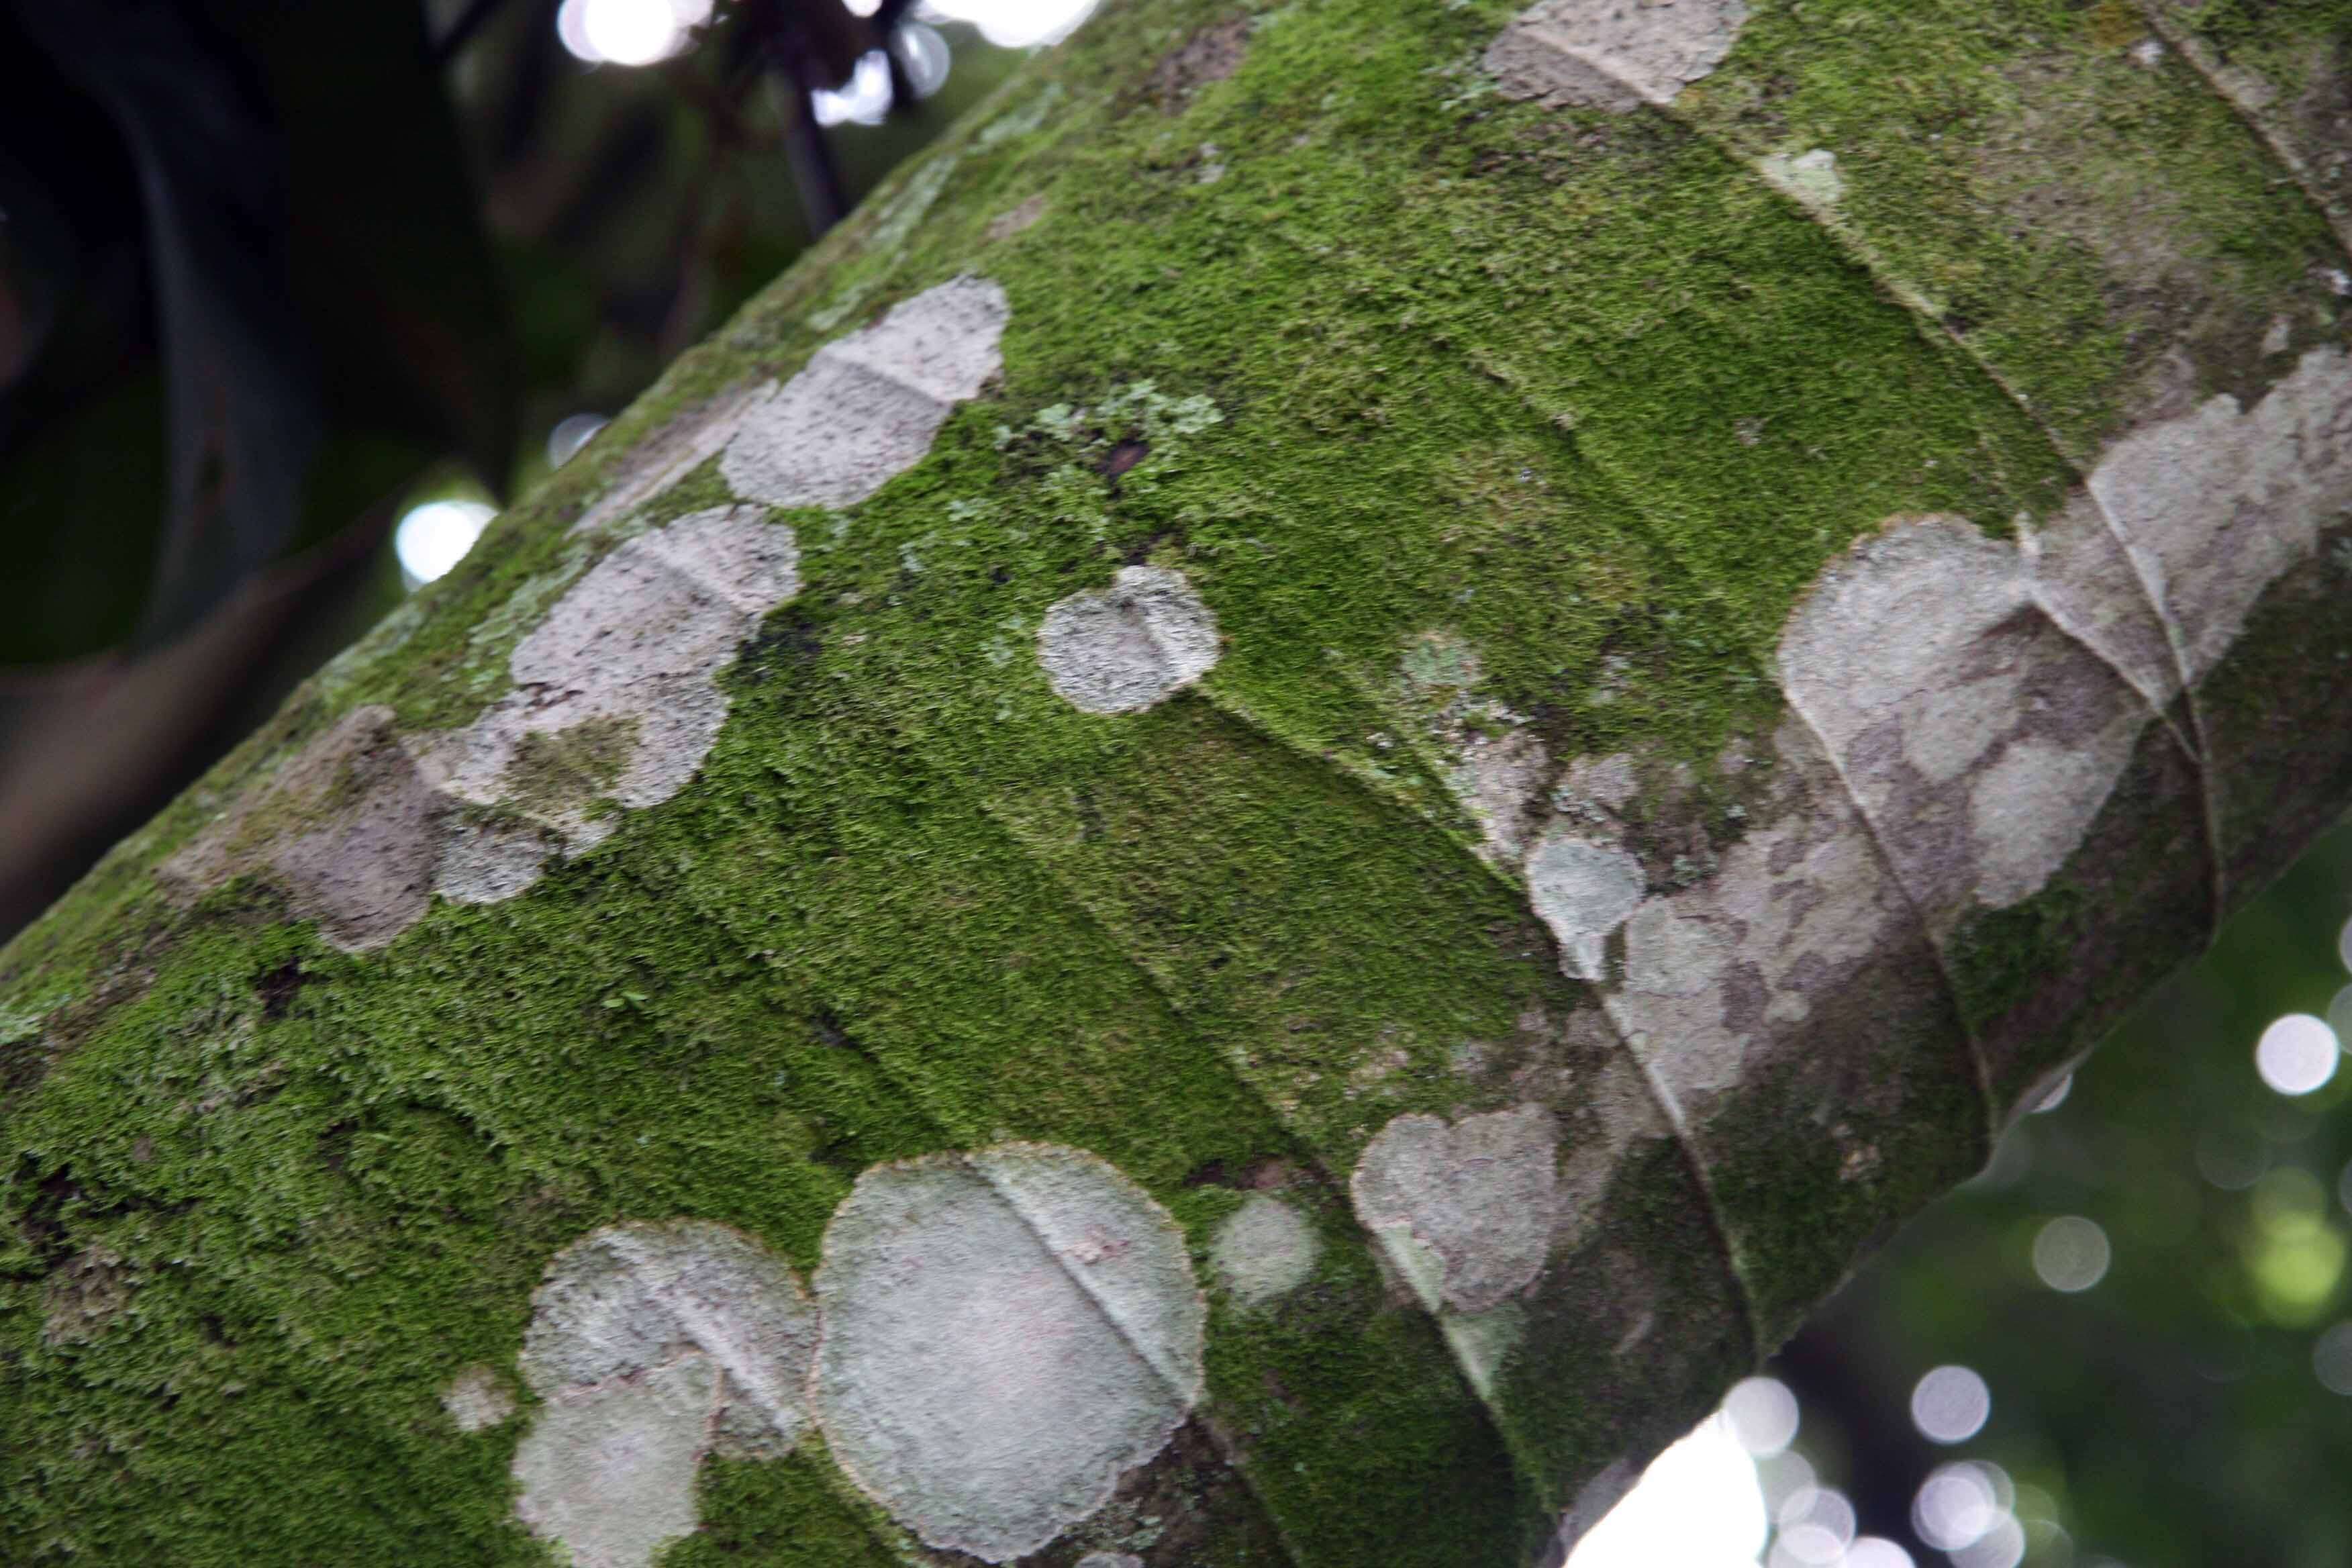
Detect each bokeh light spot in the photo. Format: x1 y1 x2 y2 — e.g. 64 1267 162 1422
557 0 703 63
546 413 609 469
2256 1014 2339 1095
814 51 893 127
2030 1215 2111 1293
1720 1376 1800 1458
1909 1365 1991 1444
1952 1514 2027 1568
395 499 495 587
1913 1461 2011 1552
2312 1322 2352 1395
1844 1540 1916 1568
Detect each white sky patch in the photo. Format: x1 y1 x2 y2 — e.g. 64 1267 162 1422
917 0 1099 49
556 0 707 64
812 1144 1205 1563
1568 1413 1767 1568
814 50 893 127
396 498 495 587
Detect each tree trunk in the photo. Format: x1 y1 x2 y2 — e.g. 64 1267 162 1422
5 1 2349 1564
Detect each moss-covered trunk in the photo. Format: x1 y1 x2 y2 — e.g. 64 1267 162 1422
5 1 2351 1563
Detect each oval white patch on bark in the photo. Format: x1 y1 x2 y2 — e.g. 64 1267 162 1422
1524 828 1649 981
1485 0 1751 113
812 1143 1206 1563
1210 1193 1321 1307
1349 1105 1560 1316
418 503 800 895
1037 565 1222 714
511 1221 819 1568
720 276 1010 511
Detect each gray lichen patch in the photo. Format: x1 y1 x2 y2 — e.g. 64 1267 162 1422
573 379 769 536
510 1220 819 1568
1037 565 1222 714
159 704 444 953
511 1354 718 1568
719 276 1010 511
158 506 798 948
2092 347 2352 687
1485 0 1750 113
1524 828 1649 981
811 1143 1206 1563
420 503 801 857
439 1365 516 1432
1210 1193 1320 1308
1349 1105 1560 1316
1777 513 2156 932
1606 716 1924 1113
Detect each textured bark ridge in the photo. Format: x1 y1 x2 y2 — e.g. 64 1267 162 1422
3 0 2349 1564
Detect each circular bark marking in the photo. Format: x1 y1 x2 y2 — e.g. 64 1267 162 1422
1350 1105 1561 1315
1037 565 1221 714
812 1143 1206 1562
511 1221 818 1568
1210 1193 1320 1307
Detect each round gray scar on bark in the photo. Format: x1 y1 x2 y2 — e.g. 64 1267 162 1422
1350 1105 1561 1316
1485 0 1750 113
1524 826 1648 981
419 503 800 895
440 1365 516 1432
812 1143 1206 1563
1036 565 1222 714
1210 1193 1321 1307
720 275 1010 511
511 1221 819 1568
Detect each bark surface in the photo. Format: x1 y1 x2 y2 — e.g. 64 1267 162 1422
4 1 2351 1564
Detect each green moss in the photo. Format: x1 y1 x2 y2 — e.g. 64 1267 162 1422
2 0 2345 1557
499 716 641 816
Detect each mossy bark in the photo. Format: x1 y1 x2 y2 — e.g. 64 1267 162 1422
4 1 2350 1565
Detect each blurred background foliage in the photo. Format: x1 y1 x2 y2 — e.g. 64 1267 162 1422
3 5 2351 1567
